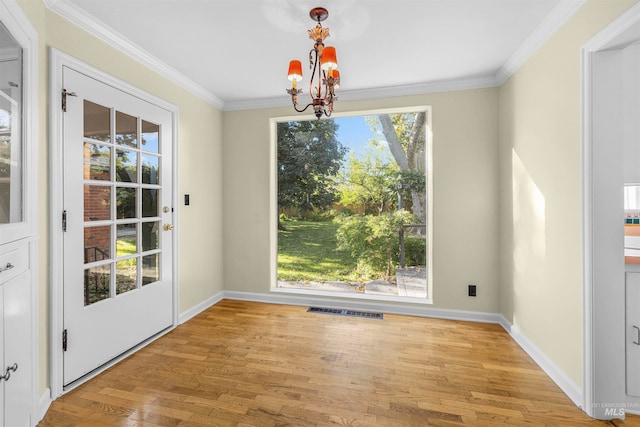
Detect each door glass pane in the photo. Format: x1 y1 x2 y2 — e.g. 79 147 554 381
84 264 110 306
116 224 137 258
84 100 110 142
84 143 110 180
116 149 137 183
142 254 158 286
84 225 111 263
142 221 159 251
116 258 137 295
116 187 136 219
142 120 159 153
142 154 159 184
116 110 137 148
142 189 158 218
84 185 111 221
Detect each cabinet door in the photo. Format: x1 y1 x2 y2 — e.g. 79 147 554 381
3 269 31 427
627 272 640 397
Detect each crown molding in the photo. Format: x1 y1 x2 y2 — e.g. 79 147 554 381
44 0 586 112
223 75 499 112
42 0 225 109
495 0 587 85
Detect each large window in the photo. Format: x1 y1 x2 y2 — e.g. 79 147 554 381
275 109 431 300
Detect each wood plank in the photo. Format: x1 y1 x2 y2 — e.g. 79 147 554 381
38 300 637 426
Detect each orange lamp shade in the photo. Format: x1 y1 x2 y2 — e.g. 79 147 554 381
320 46 338 71
333 69 340 89
287 60 303 82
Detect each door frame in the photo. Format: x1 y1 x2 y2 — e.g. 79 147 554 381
49 48 179 397
582 2 640 419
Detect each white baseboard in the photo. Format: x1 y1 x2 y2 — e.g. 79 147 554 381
178 291 225 324
222 290 504 324
497 314 583 408
38 387 52 424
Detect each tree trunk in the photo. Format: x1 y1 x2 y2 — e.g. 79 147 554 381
378 113 427 223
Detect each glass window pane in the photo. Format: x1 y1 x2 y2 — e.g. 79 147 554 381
116 110 137 148
142 154 159 185
116 224 137 258
142 221 159 251
116 187 136 219
142 254 159 286
84 100 110 142
142 120 159 153
0 89 21 224
116 149 137 183
84 185 111 221
84 225 111 263
116 258 137 295
84 264 110 306
142 189 158 218
84 143 110 180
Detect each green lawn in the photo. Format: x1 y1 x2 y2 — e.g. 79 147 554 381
278 219 360 282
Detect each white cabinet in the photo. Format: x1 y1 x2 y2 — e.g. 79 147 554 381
0 2 38 426
0 241 32 427
627 272 640 397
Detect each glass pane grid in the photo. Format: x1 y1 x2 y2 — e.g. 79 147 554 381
83 103 164 304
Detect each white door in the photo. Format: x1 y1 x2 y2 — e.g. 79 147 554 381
62 67 174 386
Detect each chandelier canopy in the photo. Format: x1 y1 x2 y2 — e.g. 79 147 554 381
286 7 340 119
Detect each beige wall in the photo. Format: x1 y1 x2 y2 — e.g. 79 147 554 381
223 89 500 312
498 0 636 388
15 0 639 409
16 0 225 396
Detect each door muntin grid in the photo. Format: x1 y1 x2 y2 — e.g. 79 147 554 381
83 100 162 306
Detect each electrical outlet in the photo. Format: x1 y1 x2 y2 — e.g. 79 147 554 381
468 284 477 297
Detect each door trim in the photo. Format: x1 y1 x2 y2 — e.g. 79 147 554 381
582 2 640 419
49 48 179 398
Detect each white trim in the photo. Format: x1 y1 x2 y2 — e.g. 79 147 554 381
43 0 224 109
498 316 583 408
581 2 640 419
48 48 180 398
495 0 587 85
581 43 595 418
38 388 51 424
223 291 503 324
224 76 498 111
178 291 225 325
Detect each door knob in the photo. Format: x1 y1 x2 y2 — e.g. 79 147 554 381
163 224 174 231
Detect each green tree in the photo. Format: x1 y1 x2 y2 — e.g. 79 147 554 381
277 120 347 225
369 112 427 222
337 142 399 215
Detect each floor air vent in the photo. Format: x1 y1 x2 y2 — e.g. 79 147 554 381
307 307 383 319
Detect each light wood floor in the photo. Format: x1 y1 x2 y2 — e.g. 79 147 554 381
39 300 640 426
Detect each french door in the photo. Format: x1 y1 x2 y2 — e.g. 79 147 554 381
62 66 174 385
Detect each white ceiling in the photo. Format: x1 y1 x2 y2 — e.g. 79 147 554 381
48 0 582 110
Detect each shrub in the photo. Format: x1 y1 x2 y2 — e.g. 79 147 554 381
403 236 426 266
335 210 415 278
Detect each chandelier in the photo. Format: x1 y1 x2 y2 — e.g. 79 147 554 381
286 7 340 119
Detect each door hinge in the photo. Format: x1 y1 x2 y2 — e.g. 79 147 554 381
62 329 68 352
62 210 67 232
62 89 77 112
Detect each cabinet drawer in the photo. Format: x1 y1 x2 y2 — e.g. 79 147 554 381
0 243 28 285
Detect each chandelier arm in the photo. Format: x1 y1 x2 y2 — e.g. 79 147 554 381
293 102 314 113
309 48 320 101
